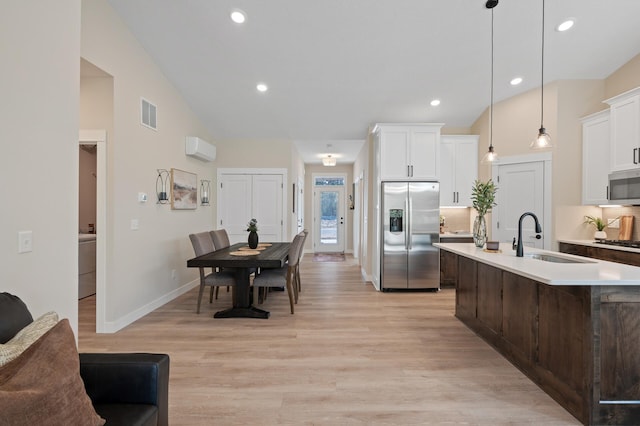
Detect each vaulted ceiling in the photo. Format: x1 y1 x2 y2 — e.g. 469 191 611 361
107 0 640 163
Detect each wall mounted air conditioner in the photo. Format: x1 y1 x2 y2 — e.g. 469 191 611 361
185 136 216 162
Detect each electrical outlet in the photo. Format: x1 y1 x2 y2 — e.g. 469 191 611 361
131 219 139 230
608 218 620 229
171 269 177 281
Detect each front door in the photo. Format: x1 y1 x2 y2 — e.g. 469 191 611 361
492 160 545 249
313 175 346 253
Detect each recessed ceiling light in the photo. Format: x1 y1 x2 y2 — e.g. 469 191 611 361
556 19 575 32
510 77 523 86
430 99 441 107
230 9 246 24
256 83 268 92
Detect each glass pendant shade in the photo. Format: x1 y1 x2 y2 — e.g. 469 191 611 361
530 127 552 149
481 145 498 164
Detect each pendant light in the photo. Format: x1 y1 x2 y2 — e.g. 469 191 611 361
481 0 499 164
531 0 552 149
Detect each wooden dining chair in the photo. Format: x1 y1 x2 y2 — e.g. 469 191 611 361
251 233 304 314
189 232 236 314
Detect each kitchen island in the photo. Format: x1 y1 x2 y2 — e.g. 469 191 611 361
435 242 640 426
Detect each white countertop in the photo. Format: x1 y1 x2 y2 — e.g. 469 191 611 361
558 239 640 254
435 242 640 286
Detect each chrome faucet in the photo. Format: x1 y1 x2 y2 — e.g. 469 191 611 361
516 212 542 257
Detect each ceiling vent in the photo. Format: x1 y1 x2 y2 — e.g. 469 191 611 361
141 97 157 130
185 136 216 162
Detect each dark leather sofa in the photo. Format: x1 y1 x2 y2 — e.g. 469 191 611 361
0 293 170 426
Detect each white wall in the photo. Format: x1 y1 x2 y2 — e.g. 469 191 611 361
81 0 217 331
1 1 81 331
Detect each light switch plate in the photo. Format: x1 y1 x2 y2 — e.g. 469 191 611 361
18 231 33 253
608 218 620 229
138 192 148 203
131 219 139 230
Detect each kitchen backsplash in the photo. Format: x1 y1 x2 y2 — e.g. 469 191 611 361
440 207 471 234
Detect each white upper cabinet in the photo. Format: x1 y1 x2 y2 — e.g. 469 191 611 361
605 87 640 172
439 135 478 207
375 124 442 181
581 110 610 205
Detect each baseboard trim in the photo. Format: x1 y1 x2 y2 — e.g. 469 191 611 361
101 280 199 333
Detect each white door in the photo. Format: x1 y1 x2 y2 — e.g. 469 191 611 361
492 161 545 249
219 173 283 244
314 186 346 253
252 174 283 242
296 176 304 233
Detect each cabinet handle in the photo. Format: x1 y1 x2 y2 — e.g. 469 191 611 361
634 148 638 164
607 185 609 200
407 165 411 177
410 165 414 177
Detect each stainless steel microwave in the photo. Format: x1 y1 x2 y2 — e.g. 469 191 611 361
609 169 640 204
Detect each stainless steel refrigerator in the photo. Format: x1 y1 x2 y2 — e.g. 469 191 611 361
381 181 440 290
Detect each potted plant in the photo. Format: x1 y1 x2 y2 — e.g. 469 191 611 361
470 179 498 247
247 218 259 249
584 215 608 240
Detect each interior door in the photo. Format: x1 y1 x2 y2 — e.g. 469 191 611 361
296 176 304 233
252 174 283 242
219 173 283 244
492 161 545 248
314 186 345 253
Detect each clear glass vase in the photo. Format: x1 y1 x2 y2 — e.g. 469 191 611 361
473 215 487 248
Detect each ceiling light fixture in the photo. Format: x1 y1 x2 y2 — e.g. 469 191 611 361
322 155 337 167
230 9 246 24
556 18 575 32
256 83 268 92
510 77 523 86
430 99 441 107
481 0 499 165
531 0 552 149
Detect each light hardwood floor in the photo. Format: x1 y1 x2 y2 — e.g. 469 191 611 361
79 255 580 425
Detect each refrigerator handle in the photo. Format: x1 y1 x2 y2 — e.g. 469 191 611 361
407 196 412 250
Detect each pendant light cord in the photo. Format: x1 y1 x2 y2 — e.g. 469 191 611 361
540 0 545 129
490 7 494 149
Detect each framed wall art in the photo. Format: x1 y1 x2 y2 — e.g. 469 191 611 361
170 168 197 210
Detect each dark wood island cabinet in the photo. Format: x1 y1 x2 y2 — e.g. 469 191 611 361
437 242 640 425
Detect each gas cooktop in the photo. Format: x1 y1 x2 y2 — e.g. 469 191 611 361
595 239 640 248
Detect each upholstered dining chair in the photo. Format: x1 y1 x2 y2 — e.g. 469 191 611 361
210 229 230 250
189 232 236 314
296 230 308 294
251 233 304 314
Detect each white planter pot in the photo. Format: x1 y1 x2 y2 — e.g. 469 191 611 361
594 230 607 240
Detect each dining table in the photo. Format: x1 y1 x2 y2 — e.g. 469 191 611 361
186 242 289 319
